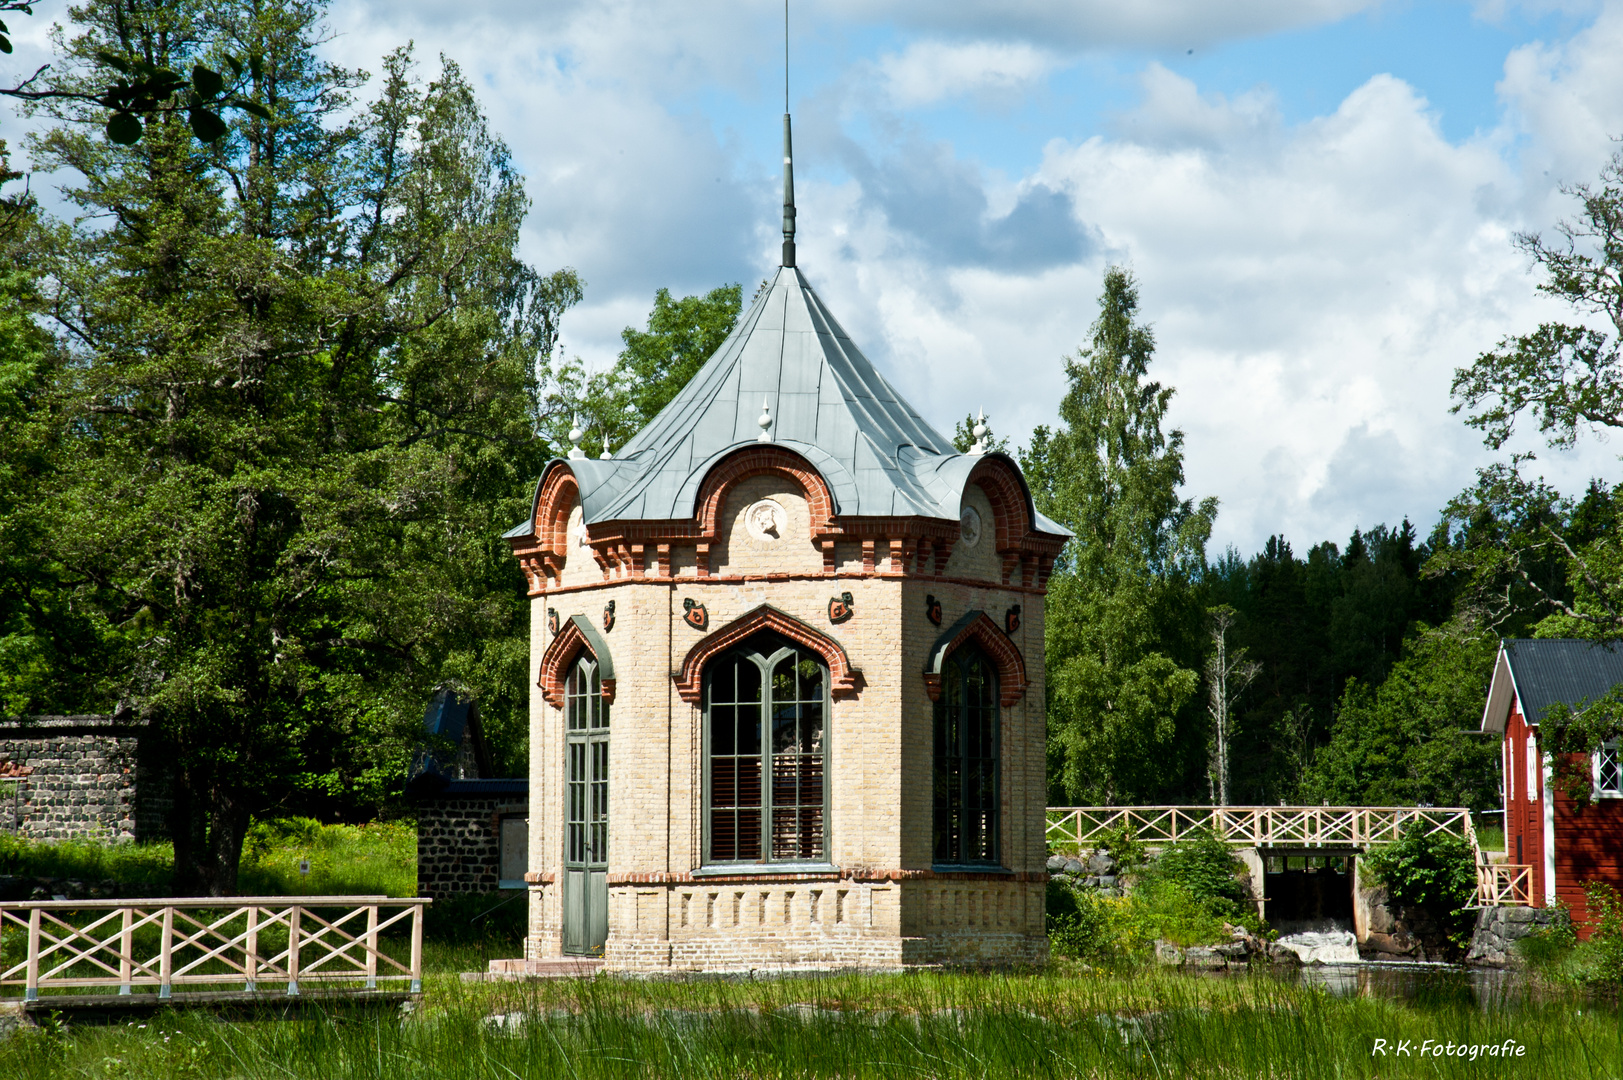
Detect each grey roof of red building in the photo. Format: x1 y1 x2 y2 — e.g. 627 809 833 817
1481 638 1623 732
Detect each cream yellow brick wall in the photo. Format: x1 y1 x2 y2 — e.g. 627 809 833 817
522 480 1051 967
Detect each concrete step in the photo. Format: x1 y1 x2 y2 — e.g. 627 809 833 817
462 957 605 981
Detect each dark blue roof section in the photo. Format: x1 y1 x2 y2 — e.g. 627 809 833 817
422 692 471 743
1504 638 1623 724
439 779 528 796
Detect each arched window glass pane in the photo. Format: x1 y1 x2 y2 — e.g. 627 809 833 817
709 655 763 861
933 647 999 866
705 636 828 864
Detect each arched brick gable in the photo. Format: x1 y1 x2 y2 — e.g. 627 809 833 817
693 446 838 540
535 464 582 555
922 610 1027 708
673 604 861 705
537 615 616 709
964 455 1032 553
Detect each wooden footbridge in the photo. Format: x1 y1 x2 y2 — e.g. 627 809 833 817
1046 806 1534 907
0 896 428 1010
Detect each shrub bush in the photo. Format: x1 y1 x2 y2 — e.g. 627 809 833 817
1362 821 1477 950
1583 880 1623 987
1145 829 1253 922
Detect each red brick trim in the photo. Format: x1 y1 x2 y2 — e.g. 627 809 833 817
537 616 615 710
533 572 1053 597
523 871 556 884
602 868 1046 885
672 604 862 705
965 456 1031 554
923 610 1028 707
694 445 837 539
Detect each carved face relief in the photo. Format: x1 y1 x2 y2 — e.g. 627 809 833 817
959 505 983 549
745 498 785 543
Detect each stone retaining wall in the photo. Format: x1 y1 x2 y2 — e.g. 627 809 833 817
1466 905 1558 967
0 717 168 842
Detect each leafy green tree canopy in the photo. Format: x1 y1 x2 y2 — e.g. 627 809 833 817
606 283 742 442
1024 267 1218 803
1444 149 1623 793
6 0 582 893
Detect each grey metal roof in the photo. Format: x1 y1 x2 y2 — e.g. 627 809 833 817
512 265 1070 537
1484 639 1623 730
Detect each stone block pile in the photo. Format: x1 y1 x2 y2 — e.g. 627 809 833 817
1046 849 1124 897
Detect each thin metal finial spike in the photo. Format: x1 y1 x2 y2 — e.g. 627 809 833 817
781 113 796 268
781 0 796 268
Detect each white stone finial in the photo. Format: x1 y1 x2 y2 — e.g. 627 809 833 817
757 397 774 443
600 432 613 460
568 415 586 460
969 409 988 455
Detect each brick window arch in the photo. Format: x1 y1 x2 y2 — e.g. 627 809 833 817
538 616 616 709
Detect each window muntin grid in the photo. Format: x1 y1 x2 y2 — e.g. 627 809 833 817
932 647 999 867
1598 740 1622 796
565 656 609 868
705 636 827 864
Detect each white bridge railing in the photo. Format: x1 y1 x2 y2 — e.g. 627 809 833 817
1046 805 1477 851
0 896 429 1002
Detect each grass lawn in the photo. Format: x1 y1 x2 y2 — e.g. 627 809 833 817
1 824 1616 1077
0 961 1616 1079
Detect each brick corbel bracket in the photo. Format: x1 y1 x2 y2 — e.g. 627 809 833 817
538 614 617 709
674 604 862 705
922 610 1027 708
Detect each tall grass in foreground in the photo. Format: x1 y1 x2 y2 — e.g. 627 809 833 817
0 968 1617 1079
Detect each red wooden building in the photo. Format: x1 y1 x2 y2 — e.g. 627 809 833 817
1480 638 1623 932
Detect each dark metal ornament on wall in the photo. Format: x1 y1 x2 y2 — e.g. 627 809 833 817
547 608 560 636
682 597 708 631
926 594 943 626
1005 604 1021 635
603 599 616 632
828 591 854 624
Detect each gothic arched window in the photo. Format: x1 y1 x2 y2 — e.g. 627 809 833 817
705 634 828 864
933 646 999 866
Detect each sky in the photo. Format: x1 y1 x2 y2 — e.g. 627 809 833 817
8 0 1623 556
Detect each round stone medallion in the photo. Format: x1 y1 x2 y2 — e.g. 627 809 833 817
745 498 786 542
959 505 983 548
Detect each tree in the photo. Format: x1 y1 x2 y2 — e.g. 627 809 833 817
1299 621 1500 811
951 412 1009 454
1024 267 1218 803
1445 148 1623 794
8 0 582 892
600 283 742 448
1204 606 1259 806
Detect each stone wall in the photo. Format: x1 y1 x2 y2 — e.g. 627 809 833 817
1466 905 1559 967
0 717 166 843
415 783 528 898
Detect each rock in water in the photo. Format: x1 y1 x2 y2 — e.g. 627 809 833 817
1273 930 1359 964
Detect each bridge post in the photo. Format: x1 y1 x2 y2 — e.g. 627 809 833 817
245 905 259 992
287 906 302 997
24 907 39 1002
158 906 174 1000
365 904 378 990
118 907 133 995
409 901 424 994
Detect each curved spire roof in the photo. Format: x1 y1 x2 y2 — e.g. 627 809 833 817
509 265 1070 538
